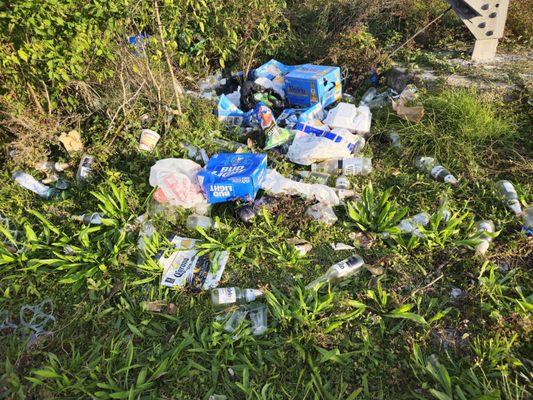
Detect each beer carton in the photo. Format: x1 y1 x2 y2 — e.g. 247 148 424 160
198 153 267 203
285 64 342 108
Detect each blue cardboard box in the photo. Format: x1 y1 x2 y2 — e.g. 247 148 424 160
285 64 342 108
198 153 267 204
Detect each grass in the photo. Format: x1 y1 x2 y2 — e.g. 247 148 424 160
0 84 532 399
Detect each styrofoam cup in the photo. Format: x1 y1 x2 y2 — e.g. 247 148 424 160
139 129 160 152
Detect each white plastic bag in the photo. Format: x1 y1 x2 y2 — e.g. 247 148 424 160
260 169 340 206
149 158 207 209
353 105 372 135
287 124 355 166
305 204 338 226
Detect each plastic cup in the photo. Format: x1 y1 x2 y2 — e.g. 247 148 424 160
139 129 160 152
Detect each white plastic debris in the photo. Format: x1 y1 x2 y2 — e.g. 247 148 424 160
330 242 355 251
149 158 207 209
287 124 356 166
254 77 285 99
260 169 340 206
323 103 372 135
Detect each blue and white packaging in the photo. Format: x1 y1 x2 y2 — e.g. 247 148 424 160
297 102 326 125
217 95 253 127
285 64 342 108
253 59 297 81
198 153 268 203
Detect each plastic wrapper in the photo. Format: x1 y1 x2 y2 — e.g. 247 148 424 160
254 102 293 150
286 123 357 166
261 169 340 206
149 158 207 209
254 77 285 99
253 59 295 81
305 204 338 226
240 80 284 112
159 236 228 291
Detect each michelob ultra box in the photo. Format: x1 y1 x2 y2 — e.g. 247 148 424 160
285 64 342 108
198 153 267 203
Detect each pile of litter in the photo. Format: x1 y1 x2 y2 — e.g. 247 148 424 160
9 58 531 337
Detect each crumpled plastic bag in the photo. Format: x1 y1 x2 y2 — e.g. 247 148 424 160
286 123 357 165
149 158 207 209
260 169 340 206
392 85 424 123
305 204 338 226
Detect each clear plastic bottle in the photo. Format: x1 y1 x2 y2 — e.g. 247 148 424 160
415 156 458 185
360 87 377 104
211 287 264 307
475 220 495 256
72 212 104 225
12 171 59 200
76 154 95 186
187 214 219 229
352 135 366 154
496 180 522 215
35 161 70 173
305 254 365 290
311 158 372 176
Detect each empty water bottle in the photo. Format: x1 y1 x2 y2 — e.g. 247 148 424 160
475 220 495 256
76 154 95 186
12 171 60 200
211 287 264 307
311 157 372 176
496 180 522 215
72 213 105 225
415 156 458 186
306 254 365 290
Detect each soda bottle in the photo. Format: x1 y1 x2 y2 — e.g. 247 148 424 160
496 180 522 215
305 254 365 290
311 158 372 176
475 220 495 256
76 154 95 186
72 212 105 225
12 171 60 200
415 156 458 185
211 287 264 307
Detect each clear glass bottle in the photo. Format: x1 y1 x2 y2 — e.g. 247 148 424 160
475 220 495 256
76 154 95 186
360 87 377 104
35 161 70 173
311 158 372 176
72 212 104 225
496 180 522 215
306 254 365 290
415 156 458 185
211 287 264 307
397 212 430 237
335 175 350 190
522 207 533 236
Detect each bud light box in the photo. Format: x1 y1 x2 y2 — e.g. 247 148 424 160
198 153 267 204
285 64 342 108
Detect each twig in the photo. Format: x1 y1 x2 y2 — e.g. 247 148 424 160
40 80 52 115
407 274 444 300
103 81 145 141
26 83 45 115
154 0 182 115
